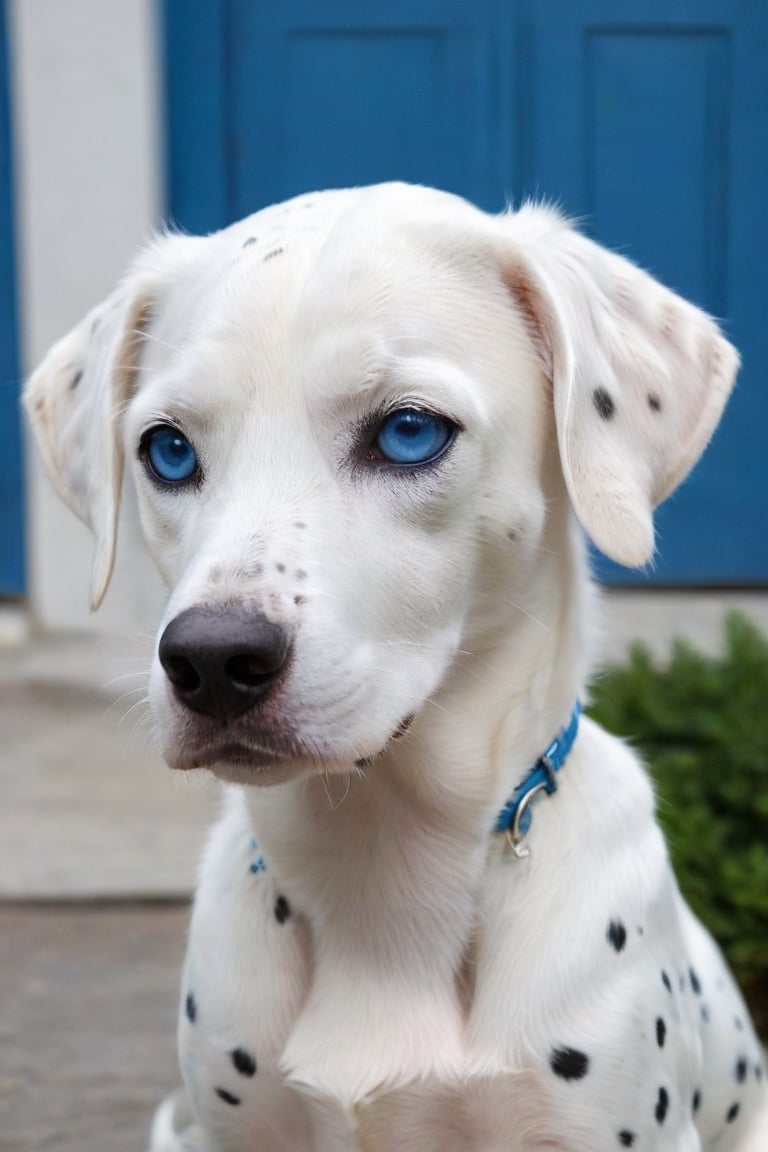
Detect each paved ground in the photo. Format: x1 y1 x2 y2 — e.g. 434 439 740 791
0 904 186 1152
0 631 210 1149
0 632 216 899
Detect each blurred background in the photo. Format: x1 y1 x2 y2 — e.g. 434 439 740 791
0 2 766 1149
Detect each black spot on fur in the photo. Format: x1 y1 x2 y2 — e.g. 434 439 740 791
274 895 291 924
648 392 662 412
618 1133 636 1148
726 1103 741 1124
231 1047 257 1077
215 1087 241 1106
263 247 284 262
593 387 615 420
735 1015 744 1031
655 1086 669 1125
550 1047 589 1081
243 236 258 248
701 1004 710 1023
185 992 197 1023
656 1017 666 1048
756 1063 764 1080
607 920 627 952
662 970 672 994
692 1089 702 1114
736 1057 748 1084
689 967 702 995
294 521 307 529
70 370 83 390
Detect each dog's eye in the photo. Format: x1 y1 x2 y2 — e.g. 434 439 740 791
373 408 455 466
143 426 199 485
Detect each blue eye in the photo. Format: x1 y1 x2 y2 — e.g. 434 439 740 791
145 426 198 484
373 408 455 466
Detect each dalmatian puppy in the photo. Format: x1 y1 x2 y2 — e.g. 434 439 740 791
25 184 767 1151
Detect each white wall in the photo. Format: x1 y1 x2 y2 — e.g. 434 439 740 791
10 0 166 634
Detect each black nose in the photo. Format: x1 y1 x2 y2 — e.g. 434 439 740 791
158 607 291 723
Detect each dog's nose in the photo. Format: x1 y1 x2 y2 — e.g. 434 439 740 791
158 607 291 723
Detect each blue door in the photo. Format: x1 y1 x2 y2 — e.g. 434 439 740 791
0 0 23 596
164 0 512 233
518 0 768 584
163 0 768 584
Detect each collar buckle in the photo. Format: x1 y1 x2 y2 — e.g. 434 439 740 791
495 700 581 858
539 752 558 792
506 780 549 858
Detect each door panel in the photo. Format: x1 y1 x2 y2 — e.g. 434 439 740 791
586 30 729 315
519 0 768 582
229 0 502 216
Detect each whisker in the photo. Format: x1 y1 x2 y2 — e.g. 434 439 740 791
129 327 185 356
103 685 150 716
102 669 151 689
501 597 551 633
118 695 152 727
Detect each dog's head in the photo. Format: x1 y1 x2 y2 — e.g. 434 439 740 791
25 184 737 783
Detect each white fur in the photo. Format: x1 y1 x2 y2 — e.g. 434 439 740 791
25 184 766 1151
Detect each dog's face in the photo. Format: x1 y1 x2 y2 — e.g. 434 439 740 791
125 190 551 779
25 184 738 784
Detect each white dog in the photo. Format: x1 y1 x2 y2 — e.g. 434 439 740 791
26 184 767 1151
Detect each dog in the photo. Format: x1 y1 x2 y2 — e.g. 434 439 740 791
25 183 768 1151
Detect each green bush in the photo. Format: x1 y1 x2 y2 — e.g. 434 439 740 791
587 611 768 1036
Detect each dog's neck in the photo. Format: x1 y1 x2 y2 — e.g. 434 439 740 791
244 490 590 1108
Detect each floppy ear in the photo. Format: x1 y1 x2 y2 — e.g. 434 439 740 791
501 205 739 567
24 281 153 609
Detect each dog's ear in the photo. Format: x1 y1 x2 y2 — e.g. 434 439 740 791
500 205 739 567
24 278 155 610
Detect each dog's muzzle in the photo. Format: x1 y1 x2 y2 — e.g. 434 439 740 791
158 606 291 725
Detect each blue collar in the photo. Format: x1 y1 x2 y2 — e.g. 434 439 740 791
494 700 581 858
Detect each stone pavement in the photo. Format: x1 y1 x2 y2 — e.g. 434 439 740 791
0 904 185 1152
